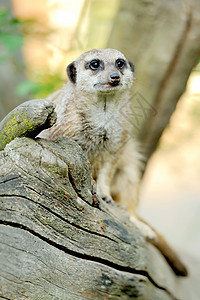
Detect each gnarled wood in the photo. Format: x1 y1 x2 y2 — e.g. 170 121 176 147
0 100 200 299
0 99 56 151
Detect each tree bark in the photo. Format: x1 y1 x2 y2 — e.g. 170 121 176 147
107 0 200 167
0 100 200 299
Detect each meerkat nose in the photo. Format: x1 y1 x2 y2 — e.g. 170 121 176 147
110 73 120 86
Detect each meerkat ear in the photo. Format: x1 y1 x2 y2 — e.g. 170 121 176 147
128 60 134 73
67 62 77 83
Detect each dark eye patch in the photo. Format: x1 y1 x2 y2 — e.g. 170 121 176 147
85 59 104 71
116 58 126 70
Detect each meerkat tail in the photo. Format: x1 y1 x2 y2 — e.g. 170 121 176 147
137 216 188 276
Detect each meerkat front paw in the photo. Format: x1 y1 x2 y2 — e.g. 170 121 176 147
96 181 113 204
91 186 113 206
102 196 114 204
91 184 100 207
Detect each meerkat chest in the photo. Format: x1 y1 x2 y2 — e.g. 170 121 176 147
76 99 129 158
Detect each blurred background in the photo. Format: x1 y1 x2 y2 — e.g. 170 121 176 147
0 0 200 262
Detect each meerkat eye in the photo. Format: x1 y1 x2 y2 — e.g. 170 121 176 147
89 59 101 71
116 58 126 70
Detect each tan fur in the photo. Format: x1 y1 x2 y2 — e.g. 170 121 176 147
39 48 142 214
38 48 187 276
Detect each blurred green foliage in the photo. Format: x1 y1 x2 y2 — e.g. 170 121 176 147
16 73 64 98
0 9 23 58
0 8 64 100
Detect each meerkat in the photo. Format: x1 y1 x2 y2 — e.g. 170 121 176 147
39 48 187 276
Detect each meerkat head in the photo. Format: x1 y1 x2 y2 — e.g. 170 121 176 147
66 48 134 95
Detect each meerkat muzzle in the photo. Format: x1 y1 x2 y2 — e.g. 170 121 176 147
110 72 120 86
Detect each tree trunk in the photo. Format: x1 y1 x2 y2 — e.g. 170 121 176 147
0 100 200 299
107 0 200 167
